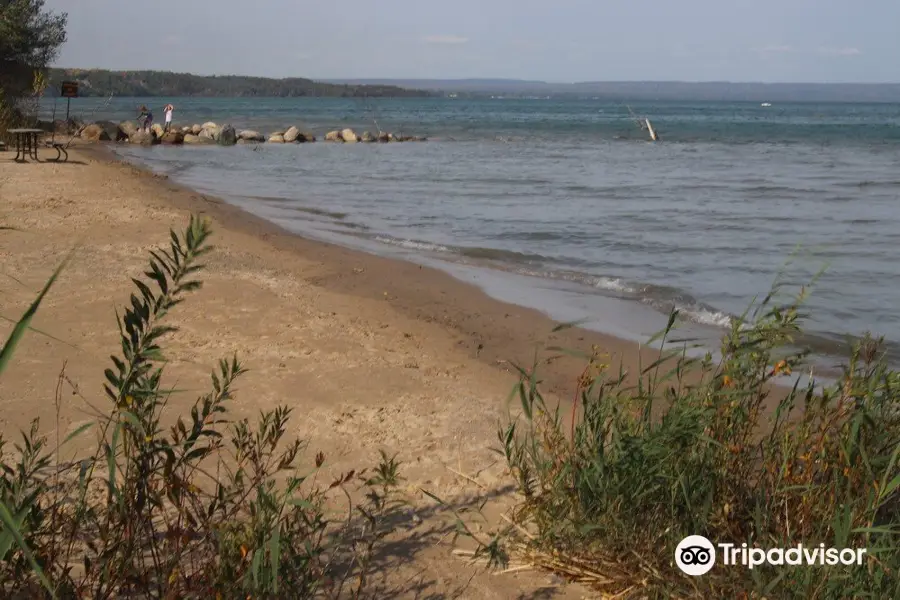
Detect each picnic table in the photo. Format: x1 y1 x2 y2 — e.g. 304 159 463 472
8 128 43 162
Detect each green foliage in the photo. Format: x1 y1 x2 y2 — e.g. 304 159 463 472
0 217 403 598
0 0 67 98
495 284 900 598
45 68 434 98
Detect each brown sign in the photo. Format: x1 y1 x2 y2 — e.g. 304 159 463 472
61 81 78 98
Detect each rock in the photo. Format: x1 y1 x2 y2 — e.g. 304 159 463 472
118 120 138 140
341 128 359 143
201 121 218 130
239 130 265 142
80 123 111 142
199 127 218 141
181 126 192 133
129 131 157 145
217 124 237 146
267 134 285 143
325 130 342 142
298 131 316 142
151 123 164 138
161 130 185 145
360 131 375 143
191 124 202 135
96 120 122 140
377 132 390 143
398 135 426 142
283 126 301 142
183 133 211 145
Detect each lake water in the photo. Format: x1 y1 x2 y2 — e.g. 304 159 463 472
62 96 900 366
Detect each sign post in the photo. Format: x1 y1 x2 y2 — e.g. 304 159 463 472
60 81 79 120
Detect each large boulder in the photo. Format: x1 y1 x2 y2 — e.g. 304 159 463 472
340 128 359 143
129 131 157 145
199 126 218 141
283 126 301 142
151 123 165 138
191 124 202 135
217 124 237 146
325 130 342 142
161 130 185 145
377 132 390 143
118 120 138 140
80 123 111 142
360 131 375 143
183 133 214 145
201 121 218 130
267 134 285 143
181 126 192 133
298 131 316 142
239 130 265 142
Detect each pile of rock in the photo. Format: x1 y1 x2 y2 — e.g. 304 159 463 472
265 126 316 144
75 120 427 146
322 128 425 143
179 122 237 146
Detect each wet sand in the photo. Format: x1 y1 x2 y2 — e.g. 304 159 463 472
0 143 660 597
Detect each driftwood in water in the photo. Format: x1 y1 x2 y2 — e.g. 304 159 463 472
645 118 659 141
626 105 661 141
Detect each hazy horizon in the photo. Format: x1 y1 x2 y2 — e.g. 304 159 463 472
46 68 900 86
44 0 899 84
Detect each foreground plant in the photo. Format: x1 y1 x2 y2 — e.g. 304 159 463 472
492 285 900 598
0 216 402 599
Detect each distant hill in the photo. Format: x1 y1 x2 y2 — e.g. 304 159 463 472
46 69 434 98
324 78 900 102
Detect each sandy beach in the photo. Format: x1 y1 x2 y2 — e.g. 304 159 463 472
0 144 655 598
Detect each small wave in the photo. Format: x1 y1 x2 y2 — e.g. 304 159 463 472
457 246 550 263
593 277 634 294
374 236 450 253
290 206 348 220
678 306 734 328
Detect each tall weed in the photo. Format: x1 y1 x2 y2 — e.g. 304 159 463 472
497 285 899 598
0 216 402 599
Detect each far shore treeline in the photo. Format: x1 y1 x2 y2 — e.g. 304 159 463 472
46 68 434 98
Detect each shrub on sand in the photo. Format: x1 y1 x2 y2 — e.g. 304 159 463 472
493 286 900 598
0 216 402 598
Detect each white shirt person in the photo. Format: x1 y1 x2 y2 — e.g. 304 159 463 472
163 104 174 132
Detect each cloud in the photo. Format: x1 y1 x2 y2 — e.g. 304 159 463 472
160 34 181 47
817 46 862 56
421 35 469 45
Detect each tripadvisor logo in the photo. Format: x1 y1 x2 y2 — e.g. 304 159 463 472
675 535 716 576
675 535 868 576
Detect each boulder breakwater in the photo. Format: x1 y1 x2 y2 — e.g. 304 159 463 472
69 119 426 146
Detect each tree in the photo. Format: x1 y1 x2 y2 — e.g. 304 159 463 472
0 0 67 97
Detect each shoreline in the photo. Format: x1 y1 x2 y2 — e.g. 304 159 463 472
1 142 660 597
82 142 659 399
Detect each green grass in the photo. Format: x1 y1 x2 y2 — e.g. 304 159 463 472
489 282 900 597
0 217 403 599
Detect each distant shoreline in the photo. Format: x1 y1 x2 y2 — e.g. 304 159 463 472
45 68 900 102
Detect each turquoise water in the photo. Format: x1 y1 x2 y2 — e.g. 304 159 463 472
69 96 900 363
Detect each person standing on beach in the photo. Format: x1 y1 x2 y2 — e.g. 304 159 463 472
163 103 174 132
138 105 153 132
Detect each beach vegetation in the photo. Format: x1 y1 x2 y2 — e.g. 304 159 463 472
487 283 900 597
0 0 66 131
0 217 403 598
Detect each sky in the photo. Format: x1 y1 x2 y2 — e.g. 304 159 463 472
43 0 900 83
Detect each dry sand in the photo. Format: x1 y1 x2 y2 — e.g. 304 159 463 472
0 144 657 598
